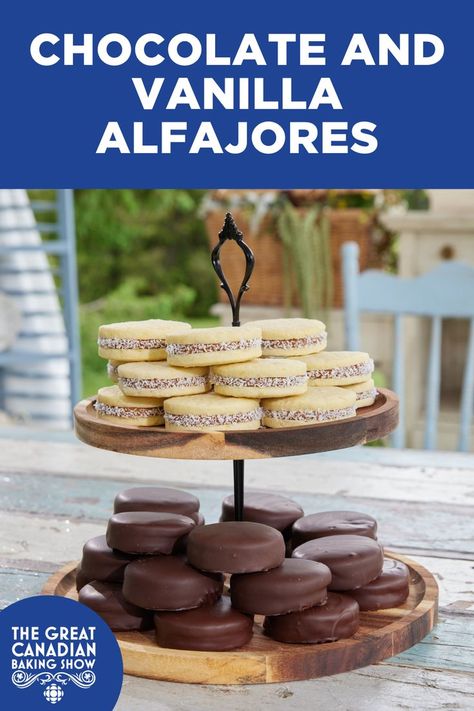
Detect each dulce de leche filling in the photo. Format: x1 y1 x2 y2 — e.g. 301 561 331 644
263 405 356 423
166 338 260 356
94 402 164 419
210 373 307 388
308 360 374 380
165 408 263 428
120 375 208 390
98 337 166 351
262 333 326 350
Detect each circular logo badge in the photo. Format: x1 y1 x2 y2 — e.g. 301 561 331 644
0 595 123 710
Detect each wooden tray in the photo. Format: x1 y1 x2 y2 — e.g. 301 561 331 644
74 388 399 460
43 551 437 685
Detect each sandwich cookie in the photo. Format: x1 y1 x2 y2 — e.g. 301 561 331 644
154 597 253 651
114 486 200 518
122 556 223 611
166 326 262 367
262 387 356 429
244 318 327 357
79 581 153 632
94 385 164 427
296 351 374 386
292 534 384 590
220 492 304 534
291 511 377 548
117 361 210 398
187 522 286 574
230 559 331 616
76 535 132 591
106 511 196 555
343 378 378 409
211 358 307 398
164 392 262 432
347 558 410 611
264 593 359 644
98 319 191 362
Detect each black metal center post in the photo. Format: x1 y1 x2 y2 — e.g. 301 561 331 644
211 213 255 522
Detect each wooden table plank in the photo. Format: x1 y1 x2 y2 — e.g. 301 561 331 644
117 666 474 711
1 438 473 506
0 473 472 558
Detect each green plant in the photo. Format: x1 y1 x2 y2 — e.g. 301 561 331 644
276 200 333 319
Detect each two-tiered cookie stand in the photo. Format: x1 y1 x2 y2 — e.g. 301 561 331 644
45 214 438 684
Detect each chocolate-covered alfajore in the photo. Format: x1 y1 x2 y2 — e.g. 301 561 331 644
347 558 410 611
291 511 377 548
122 556 223 611
76 534 133 591
231 559 332 616
113 486 200 517
154 597 253 651
186 521 285 574
106 511 195 555
220 492 304 533
292 534 384 590
79 581 153 632
264 592 360 644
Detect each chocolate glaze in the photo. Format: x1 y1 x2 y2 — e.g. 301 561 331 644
79 581 153 631
106 511 195 555
231 559 331 616
220 492 304 533
190 511 205 526
292 534 384 590
291 511 377 548
114 486 200 516
78 535 132 588
264 592 360 644
347 558 410 611
75 566 92 592
154 596 253 651
187 522 285 574
122 556 223 611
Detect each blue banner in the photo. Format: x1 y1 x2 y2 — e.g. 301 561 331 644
0 0 472 187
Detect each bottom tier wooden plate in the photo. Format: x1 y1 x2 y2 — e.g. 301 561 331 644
42 552 437 685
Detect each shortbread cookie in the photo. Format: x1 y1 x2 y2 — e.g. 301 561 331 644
211 358 307 398
343 378 378 408
166 326 262 367
262 387 356 429
94 385 164 426
107 360 121 383
117 361 210 398
164 392 262 432
98 319 191 362
295 351 374 386
244 318 326 357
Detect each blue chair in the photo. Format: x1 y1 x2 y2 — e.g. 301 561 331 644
342 241 474 451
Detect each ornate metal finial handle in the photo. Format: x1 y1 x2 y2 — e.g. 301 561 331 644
211 213 255 327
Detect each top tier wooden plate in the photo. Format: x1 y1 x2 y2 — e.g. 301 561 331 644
74 388 398 461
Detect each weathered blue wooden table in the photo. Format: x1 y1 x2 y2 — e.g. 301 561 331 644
0 438 473 709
